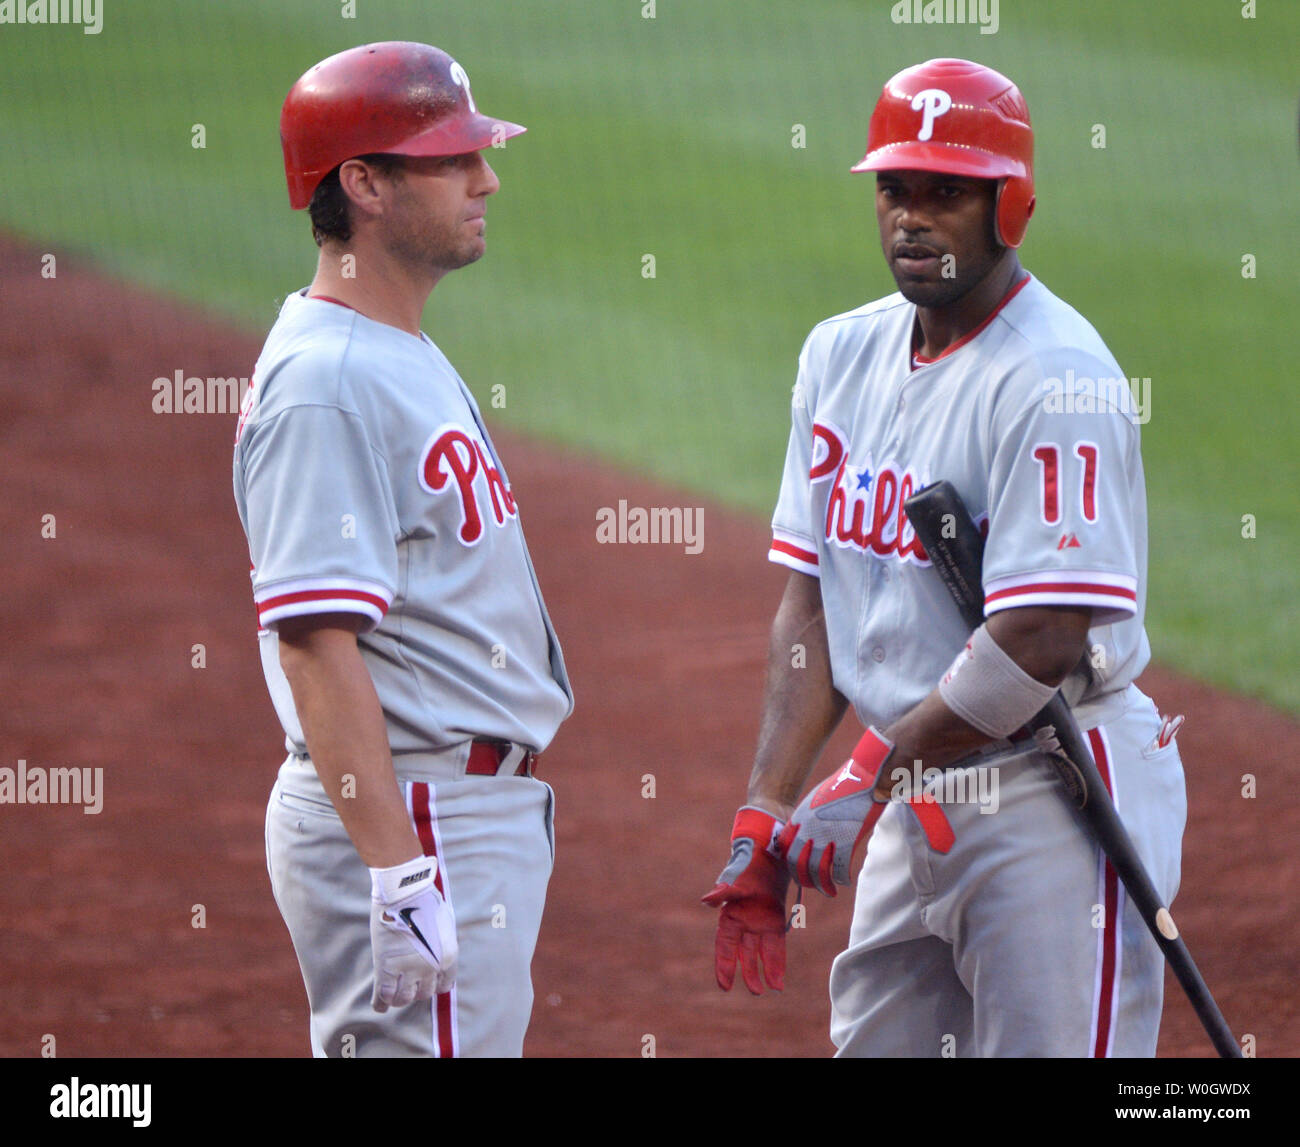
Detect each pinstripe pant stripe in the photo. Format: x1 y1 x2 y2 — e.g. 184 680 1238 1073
409 781 458 1059
1088 726 1123 1058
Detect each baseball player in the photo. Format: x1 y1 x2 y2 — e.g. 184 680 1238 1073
704 58 1187 1057
232 42 573 1058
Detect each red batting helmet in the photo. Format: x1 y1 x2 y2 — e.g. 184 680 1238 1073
280 41 526 210
851 58 1035 248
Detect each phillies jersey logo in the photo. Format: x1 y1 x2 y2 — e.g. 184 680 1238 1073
418 423 517 545
810 421 929 564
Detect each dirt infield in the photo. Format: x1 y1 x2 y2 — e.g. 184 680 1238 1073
2 233 1294 1059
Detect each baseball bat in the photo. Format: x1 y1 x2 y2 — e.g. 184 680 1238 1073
903 480 1242 1060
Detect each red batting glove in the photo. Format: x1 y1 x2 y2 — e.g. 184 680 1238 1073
701 806 790 994
776 727 895 897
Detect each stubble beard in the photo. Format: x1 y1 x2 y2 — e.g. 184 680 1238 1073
386 224 484 276
384 193 486 277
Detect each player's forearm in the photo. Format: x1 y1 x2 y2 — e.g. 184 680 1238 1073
882 605 1092 773
746 572 849 819
880 689 990 774
277 621 423 868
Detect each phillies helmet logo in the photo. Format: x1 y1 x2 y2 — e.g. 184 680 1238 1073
448 60 478 113
419 423 517 545
911 88 953 141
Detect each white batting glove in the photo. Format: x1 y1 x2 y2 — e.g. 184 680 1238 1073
368 854 459 1012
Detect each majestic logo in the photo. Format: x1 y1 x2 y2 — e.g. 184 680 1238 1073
810 422 930 564
911 88 953 141
418 423 517 545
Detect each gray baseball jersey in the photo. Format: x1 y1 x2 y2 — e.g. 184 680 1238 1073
233 289 573 1057
770 272 1185 1057
770 274 1148 732
234 290 573 767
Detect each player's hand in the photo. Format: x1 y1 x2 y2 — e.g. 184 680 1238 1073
368 854 459 1012
701 806 790 994
776 727 895 897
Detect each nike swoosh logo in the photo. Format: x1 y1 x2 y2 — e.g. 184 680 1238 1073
398 907 436 957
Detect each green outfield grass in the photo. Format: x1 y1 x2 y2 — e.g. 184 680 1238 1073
1 1 1296 710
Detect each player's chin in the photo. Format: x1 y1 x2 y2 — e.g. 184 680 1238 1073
439 241 486 271
891 272 959 308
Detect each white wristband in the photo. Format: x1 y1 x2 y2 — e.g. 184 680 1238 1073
938 623 1057 739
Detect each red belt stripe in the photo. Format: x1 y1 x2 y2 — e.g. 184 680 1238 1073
467 740 539 777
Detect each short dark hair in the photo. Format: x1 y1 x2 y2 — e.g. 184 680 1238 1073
308 154 406 246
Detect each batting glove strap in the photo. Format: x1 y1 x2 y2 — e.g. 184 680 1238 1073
705 806 788 895
732 805 785 854
701 805 790 994
370 854 440 906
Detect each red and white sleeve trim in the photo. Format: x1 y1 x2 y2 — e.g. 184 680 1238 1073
769 528 820 577
254 575 392 630
983 569 1137 624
